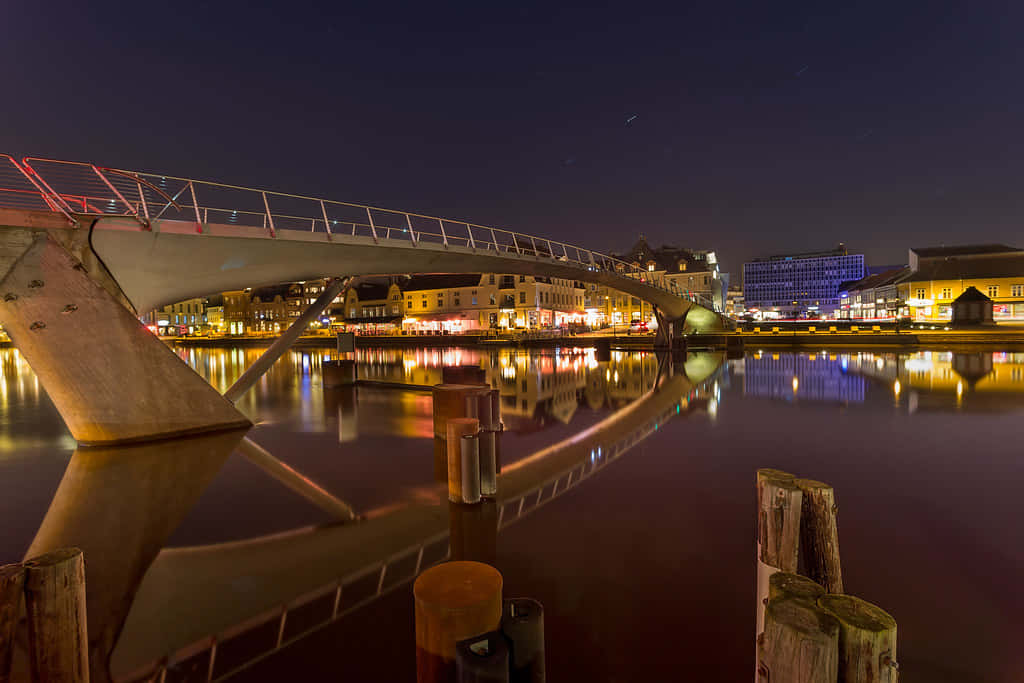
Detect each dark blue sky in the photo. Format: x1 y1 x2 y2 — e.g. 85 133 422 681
3 1 1023 275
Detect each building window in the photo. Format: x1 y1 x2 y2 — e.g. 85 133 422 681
454 298 460 306
941 288 952 299
648 264 654 272
489 274 495 285
1012 285 1023 297
472 296 478 305
988 285 999 298
519 291 526 304
519 275 525 283
915 288 925 299
349 308 356 317
489 294 496 305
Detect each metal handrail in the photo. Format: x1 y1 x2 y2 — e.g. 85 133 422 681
2 155 718 309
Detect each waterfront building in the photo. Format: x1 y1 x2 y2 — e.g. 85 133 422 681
335 281 404 333
149 297 208 335
743 244 865 319
726 286 745 318
222 289 251 335
592 237 727 327
896 244 1024 322
250 284 293 333
397 273 585 333
206 298 225 332
613 236 726 311
837 266 909 320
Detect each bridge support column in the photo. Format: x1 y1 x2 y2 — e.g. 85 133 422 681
0 231 251 445
653 307 688 350
224 276 349 403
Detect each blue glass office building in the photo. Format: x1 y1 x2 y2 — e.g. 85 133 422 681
743 245 865 318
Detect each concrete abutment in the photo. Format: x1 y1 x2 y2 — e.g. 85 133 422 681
0 230 251 445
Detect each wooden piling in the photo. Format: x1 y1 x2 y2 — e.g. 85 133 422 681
818 594 898 683
758 598 839 683
757 469 803 572
0 564 26 683
756 469 802 636
23 548 89 683
796 478 844 594
414 561 503 683
768 571 825 605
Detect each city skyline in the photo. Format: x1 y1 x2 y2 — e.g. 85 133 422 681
4 2 1024 273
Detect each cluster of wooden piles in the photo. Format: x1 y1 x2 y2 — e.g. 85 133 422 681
756 469 898 683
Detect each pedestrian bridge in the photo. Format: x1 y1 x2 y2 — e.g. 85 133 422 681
0 155 729 446
0 155 726 328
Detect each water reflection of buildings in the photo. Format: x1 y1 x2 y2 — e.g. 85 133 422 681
846 350 1024 412
162 346 667 443
0 348 75 455
743 351 867 404
740 349 1024 412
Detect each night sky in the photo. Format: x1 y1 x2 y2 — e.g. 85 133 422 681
3 1 1023 276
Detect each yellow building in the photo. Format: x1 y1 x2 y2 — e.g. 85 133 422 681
898 245 1024 322
399 274 585 333
335 281 404 333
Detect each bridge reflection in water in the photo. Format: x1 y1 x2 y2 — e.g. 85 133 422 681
12 350 724 683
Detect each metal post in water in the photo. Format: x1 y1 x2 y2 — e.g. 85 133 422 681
460 434 481 505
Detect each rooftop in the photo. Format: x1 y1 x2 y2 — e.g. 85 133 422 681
907 251 1024 281
614 236 711 273
351 282 390 301
953 286 992 303
912 244 1019 258
400 274 483 292
840 266 910 293
748 244 855 264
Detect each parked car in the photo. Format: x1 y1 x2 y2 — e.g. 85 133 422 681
628 321 649 334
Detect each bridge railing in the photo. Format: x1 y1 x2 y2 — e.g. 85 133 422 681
115 371 716 683
0 155 718 311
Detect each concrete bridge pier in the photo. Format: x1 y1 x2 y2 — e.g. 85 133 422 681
653 307 689 350
0 229 251 445
23 429 248 683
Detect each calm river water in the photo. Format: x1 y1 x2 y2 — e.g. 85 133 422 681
0 344 1022 682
